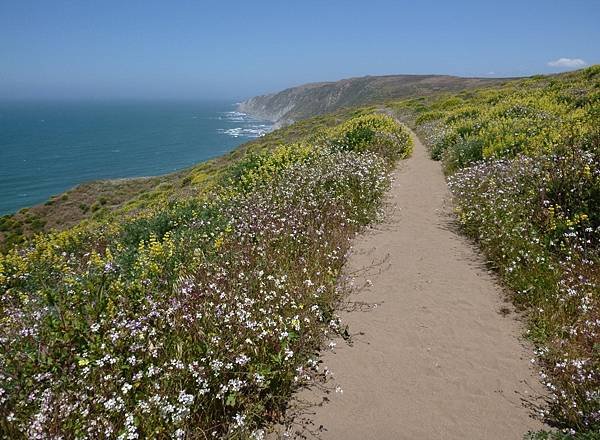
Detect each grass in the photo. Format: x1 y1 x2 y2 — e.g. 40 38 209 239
0 107 376 255
2 65 598 437
0 114 412 438
240 73 509 124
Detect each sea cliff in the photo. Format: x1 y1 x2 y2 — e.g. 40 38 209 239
238 74 504 126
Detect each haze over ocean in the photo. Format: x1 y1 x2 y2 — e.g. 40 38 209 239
0 0 597 215
0 101 271 214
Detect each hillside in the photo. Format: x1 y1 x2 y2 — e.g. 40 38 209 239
0 113 414 438
238 74 508 125
1 67 598 438
403 65 599 435
0 74 512 252
0 107 374 252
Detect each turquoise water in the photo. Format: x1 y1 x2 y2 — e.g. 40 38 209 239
0 101 272 215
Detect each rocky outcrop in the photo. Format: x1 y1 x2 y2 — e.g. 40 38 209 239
238 74 506 126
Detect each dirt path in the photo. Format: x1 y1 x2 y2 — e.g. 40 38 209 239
290 132 545 439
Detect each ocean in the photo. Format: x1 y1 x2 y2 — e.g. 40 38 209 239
0 101 272 215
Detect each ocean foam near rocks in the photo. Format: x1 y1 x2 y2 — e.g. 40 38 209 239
217 111 273 138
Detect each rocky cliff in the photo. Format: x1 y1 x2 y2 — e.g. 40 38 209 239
238 74 506 125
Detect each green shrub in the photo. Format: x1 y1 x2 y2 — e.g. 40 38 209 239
416 66 600 172
0 116 412 438
442 136 484 173
526 430 600 440
411 66 600 434
415 111 444 125
326 113 412 161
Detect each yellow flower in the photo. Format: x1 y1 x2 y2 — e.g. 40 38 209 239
583 165 591 178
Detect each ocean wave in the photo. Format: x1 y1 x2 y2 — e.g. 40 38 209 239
217 110 273 138
217 125 271 138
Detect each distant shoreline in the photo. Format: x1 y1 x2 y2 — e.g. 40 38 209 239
0 101 272 216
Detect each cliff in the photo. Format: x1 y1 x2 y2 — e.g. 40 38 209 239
238 74 507 125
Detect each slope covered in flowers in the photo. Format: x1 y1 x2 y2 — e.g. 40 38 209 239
0 107 378 253
0 115 412 438
405 66 599 436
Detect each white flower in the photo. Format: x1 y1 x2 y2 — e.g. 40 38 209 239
233 412 246 428
235 354 250 366
178 390 194 406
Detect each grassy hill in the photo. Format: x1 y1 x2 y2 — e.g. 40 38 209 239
238 74 508 125
396 65 600 436
0 107 376 252
0 113 413 438
1 67 598 438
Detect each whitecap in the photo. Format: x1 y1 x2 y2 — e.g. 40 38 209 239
217 110 273 138
217 126 271 138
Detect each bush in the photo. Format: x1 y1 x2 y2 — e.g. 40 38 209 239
442 136 484 173
419 66 600 173
0 116 412 438
415 66 600 435
325 113 412 161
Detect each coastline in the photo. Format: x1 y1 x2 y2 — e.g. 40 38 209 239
0 102 273 216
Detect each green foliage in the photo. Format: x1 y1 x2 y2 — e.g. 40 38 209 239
414 110 445 125
445 136 484 169
325 113 413 161
0 116 412 438
408 66 600 434
525 430 600 440
225 143 316 193
432 96 464 110
415 66 600 173
0 216 19 233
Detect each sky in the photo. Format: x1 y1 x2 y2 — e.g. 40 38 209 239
1 0 598 100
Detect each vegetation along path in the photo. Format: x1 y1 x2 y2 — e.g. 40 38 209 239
297 132 546 439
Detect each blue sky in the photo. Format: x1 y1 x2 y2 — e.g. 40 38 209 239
1 0 598 100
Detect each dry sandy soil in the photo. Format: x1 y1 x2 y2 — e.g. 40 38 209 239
276 133 546 439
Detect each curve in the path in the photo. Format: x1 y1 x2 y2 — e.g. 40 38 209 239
291 131 545 439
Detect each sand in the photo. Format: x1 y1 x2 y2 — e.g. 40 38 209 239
279 132 546 439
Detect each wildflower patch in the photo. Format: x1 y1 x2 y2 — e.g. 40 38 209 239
0 115 411 438
412 65 599 435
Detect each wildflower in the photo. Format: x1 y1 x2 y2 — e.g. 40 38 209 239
233 413 246 428
235 354 250 366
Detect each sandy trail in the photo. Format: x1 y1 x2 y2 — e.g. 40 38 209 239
290 132 545 439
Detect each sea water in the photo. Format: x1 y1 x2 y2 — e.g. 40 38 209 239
0 101 272 215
